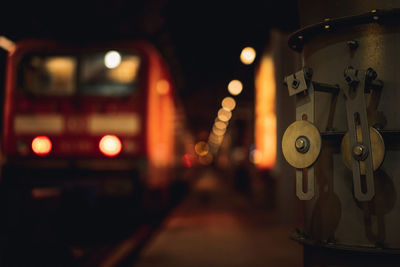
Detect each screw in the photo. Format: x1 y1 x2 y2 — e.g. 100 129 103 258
292 79 300 89
353 144 368 160
303 67 313 80
366 68 377 81
347 40 359 50
295 136 310 153
353 145 364 156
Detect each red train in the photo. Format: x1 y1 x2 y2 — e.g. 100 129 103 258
0 39 194 263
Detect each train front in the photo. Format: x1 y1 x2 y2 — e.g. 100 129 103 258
0 40 158 248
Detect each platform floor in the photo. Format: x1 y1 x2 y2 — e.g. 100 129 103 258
134 168 303 267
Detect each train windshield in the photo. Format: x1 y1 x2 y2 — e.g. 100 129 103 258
18 51 141 97
80 51 141 96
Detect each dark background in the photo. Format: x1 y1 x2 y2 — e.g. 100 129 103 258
0 0 299 135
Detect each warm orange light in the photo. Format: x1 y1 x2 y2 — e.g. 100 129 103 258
221 96 236 111
240 47 256 65
146 54 175 180
99 135 122 157
228 80 243 96
217 108 232 122
195 141 209 156
214 120 227 130
255 53 276 169
32 136 52 155
212 125 226 136
156 79 170 95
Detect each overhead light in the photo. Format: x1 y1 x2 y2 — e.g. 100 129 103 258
104 50 121 69
240 46 256 65
227 80 243 96
221 96 236 111
217 108 232 122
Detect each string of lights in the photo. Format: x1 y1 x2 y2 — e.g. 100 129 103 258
194 46 257 165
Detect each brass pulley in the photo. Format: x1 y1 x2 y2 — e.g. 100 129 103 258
282 120 322 169
341 126 385 175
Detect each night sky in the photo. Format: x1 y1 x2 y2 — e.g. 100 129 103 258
0 0 299 135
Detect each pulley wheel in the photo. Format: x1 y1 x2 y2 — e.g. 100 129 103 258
341 126 385 175
282 120 321 169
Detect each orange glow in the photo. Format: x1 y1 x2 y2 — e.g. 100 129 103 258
240 47 256 65
217 108 232 122
99 135 122 157
0 36 16 52
32 136 52 155
255 53 276 169
156 79 170 95
146 52 175 173
221 96 236 111
195 141 209 156
228 80 243 95
212 125 226 136
214 120 227 130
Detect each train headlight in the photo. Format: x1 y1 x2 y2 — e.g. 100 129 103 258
32 136 52 156
99 135 122 157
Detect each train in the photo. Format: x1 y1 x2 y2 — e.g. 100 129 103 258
0 38 195 264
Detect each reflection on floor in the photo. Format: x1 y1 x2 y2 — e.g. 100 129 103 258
134 168 302 267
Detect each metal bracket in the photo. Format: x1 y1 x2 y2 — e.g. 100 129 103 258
284 67 313 96
342 67 376 201
284 67 316 200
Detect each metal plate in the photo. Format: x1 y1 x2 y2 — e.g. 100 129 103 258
282 120 321 169
341 126 385 174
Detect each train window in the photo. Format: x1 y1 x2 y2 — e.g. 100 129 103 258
80 51 141 97
19 55 77 96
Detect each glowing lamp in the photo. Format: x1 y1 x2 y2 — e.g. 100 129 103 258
228 80 243 96
32 136 52 156
104 50 121 69
240 47 256 65
99 135 122 157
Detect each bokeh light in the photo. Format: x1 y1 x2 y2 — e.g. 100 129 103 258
156 79 170 95
212 125 226 136
240 46 256 65
104 50 121 69
195 141 209 156
221 96 236 111
99 135 122 157
214 120 227 130
227 80 243 96
217 108 232 122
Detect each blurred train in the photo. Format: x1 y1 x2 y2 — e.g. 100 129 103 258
0 39 195 262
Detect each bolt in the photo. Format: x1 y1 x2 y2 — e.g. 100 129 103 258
296 139 305 149
303 67 313 80
295 136 310 153
366 67 377 81
292 79 300 89
347 40 359 50
353 145 364 156
352 144 368 160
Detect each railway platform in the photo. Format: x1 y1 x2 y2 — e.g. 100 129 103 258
132 167 302 267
